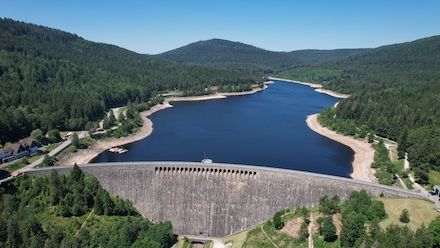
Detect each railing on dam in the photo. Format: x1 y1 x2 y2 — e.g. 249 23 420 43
154 166 257 178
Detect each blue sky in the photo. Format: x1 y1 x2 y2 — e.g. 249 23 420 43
1 0 439 54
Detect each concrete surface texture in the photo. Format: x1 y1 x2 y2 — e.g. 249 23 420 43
27 162 425 237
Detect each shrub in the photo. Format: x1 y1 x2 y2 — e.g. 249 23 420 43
400 209 410 223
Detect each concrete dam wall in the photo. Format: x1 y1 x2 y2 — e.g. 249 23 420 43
28 162 424 237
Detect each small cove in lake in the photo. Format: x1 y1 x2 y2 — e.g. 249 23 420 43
92 81 353 177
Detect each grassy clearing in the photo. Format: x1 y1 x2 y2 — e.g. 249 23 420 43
224 228 252 248
377 197 438 231
403 178 414 189
429 170 440 186
313 235 341 248
241 219 307 248
171 237 197 248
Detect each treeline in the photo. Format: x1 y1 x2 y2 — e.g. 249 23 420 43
0 18 261 144
318 108 406 185
278 35 440 180
0 165 177 247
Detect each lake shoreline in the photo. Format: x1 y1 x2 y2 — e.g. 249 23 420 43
306 114 377 183
268 76 350 98
270 77 377 182
60 78 377 184
58 85 269 166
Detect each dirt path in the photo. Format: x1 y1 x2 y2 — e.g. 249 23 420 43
261 225 279 248
75 208 94 236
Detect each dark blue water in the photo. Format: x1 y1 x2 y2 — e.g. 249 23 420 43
93 81 353 177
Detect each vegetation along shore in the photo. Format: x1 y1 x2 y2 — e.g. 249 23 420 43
59 85 268 165
270 77 377 183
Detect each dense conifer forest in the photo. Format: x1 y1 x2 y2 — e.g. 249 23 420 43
154 38 368 73
0 18 261 144
279 36 440 182
0 165 177 247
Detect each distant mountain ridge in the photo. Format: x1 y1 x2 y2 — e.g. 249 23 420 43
154 39 297 73
154 38 370 72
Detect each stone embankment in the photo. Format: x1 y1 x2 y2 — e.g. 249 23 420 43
27 162 425 237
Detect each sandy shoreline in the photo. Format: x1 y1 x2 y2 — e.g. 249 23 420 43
60 78 377 184
59 86 268 165
306 114 377 183
270 76 377 182
268 76 350 99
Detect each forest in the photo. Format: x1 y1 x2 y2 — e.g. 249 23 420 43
0 18 261 144
155 38 368 73
278 35 440 182
0 165 177 247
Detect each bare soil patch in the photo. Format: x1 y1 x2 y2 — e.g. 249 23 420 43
280 217 302 238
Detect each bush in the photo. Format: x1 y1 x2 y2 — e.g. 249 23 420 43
273 211 283 230
321 217 337 242
400 209 410 223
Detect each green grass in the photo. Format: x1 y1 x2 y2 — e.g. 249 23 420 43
46 142 61 152
224 228 252 248
313 235 340 248
377 197 439 231
403 178 414 189
172 237 195 248
429 170 440 186
3 158 31 172
241 220 307 248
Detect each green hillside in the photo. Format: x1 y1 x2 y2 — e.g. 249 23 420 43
154 38 298 73
154 39 368 73
278 36 440 183
0 19 260 143
288 48 370 64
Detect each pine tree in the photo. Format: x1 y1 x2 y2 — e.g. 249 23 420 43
71 132 79 148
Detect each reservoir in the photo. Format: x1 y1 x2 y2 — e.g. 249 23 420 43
93 80 353 177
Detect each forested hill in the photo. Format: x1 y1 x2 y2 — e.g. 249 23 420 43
0 18 260 143
154 39 298 73
279 35 440 182
154 39 368 73
288 48 370 64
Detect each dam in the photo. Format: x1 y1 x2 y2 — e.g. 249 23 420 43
27 162 424 237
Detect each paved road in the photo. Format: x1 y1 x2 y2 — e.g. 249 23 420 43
404 153 440 211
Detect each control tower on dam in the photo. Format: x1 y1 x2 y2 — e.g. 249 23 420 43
27 162 424 237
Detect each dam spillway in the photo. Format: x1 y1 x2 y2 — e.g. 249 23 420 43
27 162 423 237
